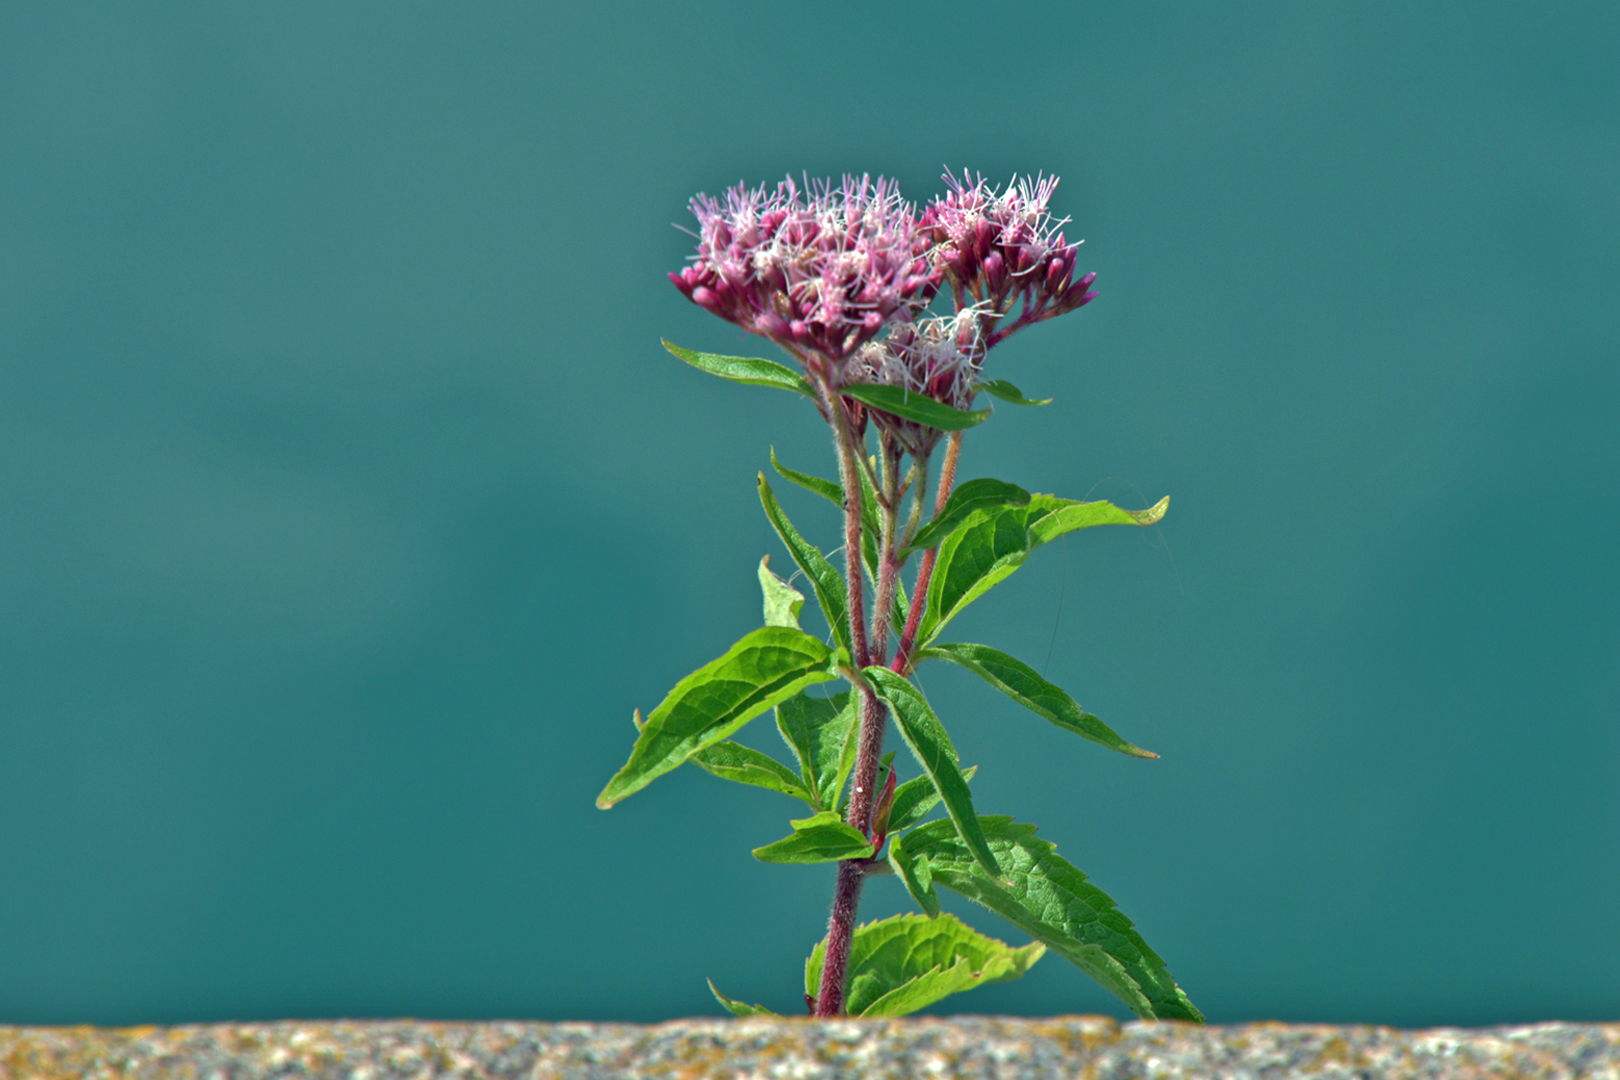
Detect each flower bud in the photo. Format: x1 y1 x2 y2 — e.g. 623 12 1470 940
973 218 997 261
982 250 1007 294
755 311 790 338
1044 257 1068 295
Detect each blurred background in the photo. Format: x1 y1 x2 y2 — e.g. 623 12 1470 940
1 1 1616 1027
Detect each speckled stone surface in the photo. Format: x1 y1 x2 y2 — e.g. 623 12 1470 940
3 1017 1618 1079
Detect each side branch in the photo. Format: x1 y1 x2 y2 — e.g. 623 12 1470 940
892 431 963 674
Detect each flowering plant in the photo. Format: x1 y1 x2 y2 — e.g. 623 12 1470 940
598 171 1202 1021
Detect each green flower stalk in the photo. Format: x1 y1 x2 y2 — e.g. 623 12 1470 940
602 170 1201 1022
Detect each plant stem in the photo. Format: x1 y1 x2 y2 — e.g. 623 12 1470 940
814 395 912 1017
814 381 874 1017
892 430 963 675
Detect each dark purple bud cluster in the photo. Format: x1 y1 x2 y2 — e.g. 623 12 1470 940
920 172 1098 346
670 176 941 373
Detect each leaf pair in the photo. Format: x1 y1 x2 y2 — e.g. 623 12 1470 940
710 912 1043 1018
665 340 1051 415
665 340 990 431
889 816 1204 1022
749 664 1001 873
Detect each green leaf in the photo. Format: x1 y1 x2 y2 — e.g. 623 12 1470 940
838 383 990 430
901 478 1031 555
663 339 813 397
978 378 1051 405
757 555 804 629
919 643 1158 760
774 690 858 810
769 447 844 510
887 831 940 916
690 739 817 806
758 473 852 655
902 816 1204 1022
766 450 889 622
707 978 781 1017
918 494 1169 646
752 810 875 864
596 627 836 808
864 667 999 880
887 764 976 834
803 912 1044 1017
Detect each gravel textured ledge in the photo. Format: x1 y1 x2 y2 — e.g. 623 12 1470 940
3 1017 1618 1080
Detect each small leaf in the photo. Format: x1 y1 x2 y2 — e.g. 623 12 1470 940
707 978 781 1017
903 816 1204 1022
690 740 817 806
752 810 874 864
596 627 835 808
869 763 899 847
758 474 852 655
887 832 940 917
918 494 1169 646
887 764 977 833
770 447 844 510
664 339 813 397
767 449 887 601
757 555 805 629
864 667 999 880
775 691 857 810
901 478 1031 555
838 384 990 430
803 912 1044 1017
919 643 1157 759
978 378 1051 405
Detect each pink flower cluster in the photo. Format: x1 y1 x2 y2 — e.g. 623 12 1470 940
847 307 986 454
669 176 940 370
921 171 1097 345
670 169 1099 436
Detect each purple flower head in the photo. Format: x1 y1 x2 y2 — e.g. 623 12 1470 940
845 306 988 456
922 170 1098 346
671 175 941 376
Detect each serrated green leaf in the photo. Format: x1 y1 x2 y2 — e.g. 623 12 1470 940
901 478 1031 555
690 739 817 806
757 555 804 629
903 816 1204 1022
888 832 940 916
918 494 1169 646
775 691 858 810
758 474 853 655
864 668 999 880
803 912 1044 1017
887 764 977 833
839 384 990 430
707 978 781 1017
752 810 874 864
978 378 1051 405
919 643 1157 759
596 627 835 808
664 339 813 396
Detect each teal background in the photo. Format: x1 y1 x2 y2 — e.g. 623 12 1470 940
2 2 1616 1027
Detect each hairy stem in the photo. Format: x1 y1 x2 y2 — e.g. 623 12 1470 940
816 402 912 1017
891 431 963 675
815 380 875 1017
824 388 870 671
